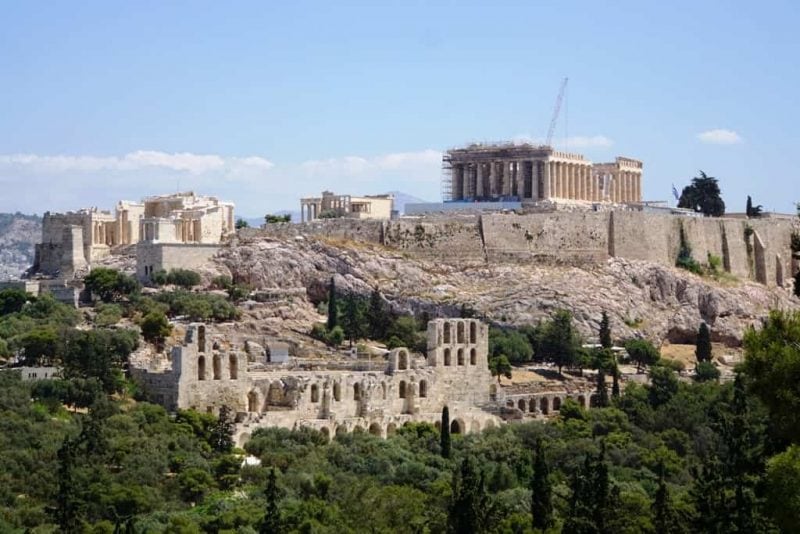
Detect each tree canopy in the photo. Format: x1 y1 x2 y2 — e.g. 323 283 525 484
678 171 726 217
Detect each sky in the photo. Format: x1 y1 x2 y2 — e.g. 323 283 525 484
1 0 799 217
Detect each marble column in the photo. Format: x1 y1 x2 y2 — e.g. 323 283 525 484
476 164 485 198
489 162 497 197
462 165 469 199
558 163 565 198
543 161 550 199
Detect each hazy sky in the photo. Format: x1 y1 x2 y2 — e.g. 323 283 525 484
1 0 799 217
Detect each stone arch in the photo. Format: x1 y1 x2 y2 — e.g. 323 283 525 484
353 383 361 401
311 384 319 403
381 382 387 400
228 354 238 380
320 427 330 440
398 350 408 370
578 395 586 408
777 254 784 287
529 399 536 413
470 322 477 344
444 322 451 343
457 348 464 366
489 383 497 400
197 356 206 381
457 321 465 343
450 419 463 434
518 399 526 411
484 420 495 429
399 380 407 399
471 421 481 433
368 423 382 437
386 423 397 437
335 425 347 436
333 382 341 401
212 354 221 380
470 348 476 365
540 397 550 415
444 348 451 366
419 379 428 398
247 390 258 412
353 425 365 434
553 397 562 411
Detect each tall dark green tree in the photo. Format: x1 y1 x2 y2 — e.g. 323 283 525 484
210 405 235 453
367 287 389 340
625 338 660 373
599 311 612 349
678 171 725 217
326 276 338 331
441 406 451 459
611 365 621 399
691 456 728 533
530 439 553 531
746 195 763 218
595 368 609 408
448 456 489 534
260 468 281 534
794 271 800 298
696 322 712 363
541 309 580 375
55 436 81 533
340 294 365 348
652 461 683 534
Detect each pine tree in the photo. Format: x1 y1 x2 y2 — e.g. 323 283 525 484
210 405 235 453
611 365 621 399
691 457 727 533
696 323 712 363
367 286 389 340
326 276 338 331
563 444 618 534
530 439 553 531
448 456 488 534
599 311 612 349
596 368 609 408
441 406 451 459
56 436 80 533
260 468 281 534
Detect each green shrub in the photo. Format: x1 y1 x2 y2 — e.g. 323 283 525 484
94 303 123 327
166 269 202 289
140 311 172 348
327 326 345 347
153 291 239 322
694 361 720 382
150 269 168 286
85 268 140 302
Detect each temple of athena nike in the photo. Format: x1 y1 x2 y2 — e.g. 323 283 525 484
443 143 642 204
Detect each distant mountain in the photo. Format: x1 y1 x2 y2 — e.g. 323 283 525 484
386 191 430 214
0 213 41 279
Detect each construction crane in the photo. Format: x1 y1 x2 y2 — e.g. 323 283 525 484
545 77 568 147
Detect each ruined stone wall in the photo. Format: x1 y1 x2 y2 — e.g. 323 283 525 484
241 219 384 244
382 217 485 262
481 212 609 264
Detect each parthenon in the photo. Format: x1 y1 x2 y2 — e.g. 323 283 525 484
444 143 643 204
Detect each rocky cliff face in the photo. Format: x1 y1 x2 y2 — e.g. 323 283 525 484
210 235 799 346
0 213 41 279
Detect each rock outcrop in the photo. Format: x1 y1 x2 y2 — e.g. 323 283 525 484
0 213 41 279
211 235 799 346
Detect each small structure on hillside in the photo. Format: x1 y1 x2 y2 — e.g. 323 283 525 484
300 191 394 222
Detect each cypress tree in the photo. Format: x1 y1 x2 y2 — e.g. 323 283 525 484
611 365 621 399
530 439 553 531
696 323 712 363
56 436 80 533
326 276 338 331
441 406 451 459
599 311 612 349
596 368 609 408
794 271 800 298
448 456 488 534
260 468 281 534
367 286 389 340
341 293 365 348
652 461 681 534
746 195 753 217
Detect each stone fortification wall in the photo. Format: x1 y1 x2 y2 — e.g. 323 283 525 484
382 217 485 262
481 212 609 264
241 220 384 244
136 243 220 281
